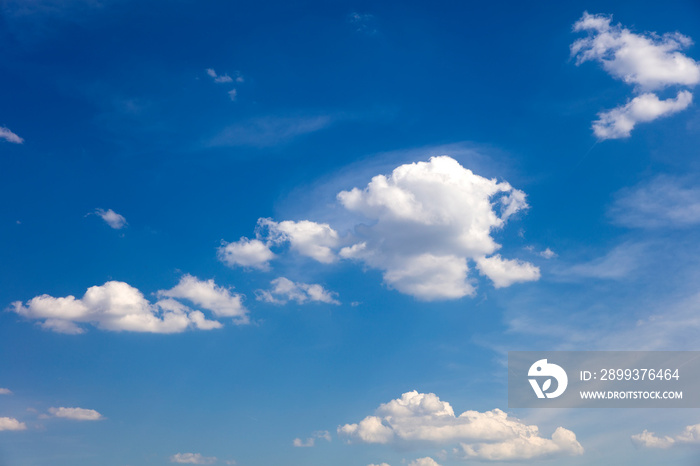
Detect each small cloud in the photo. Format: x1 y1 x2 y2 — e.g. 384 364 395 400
0 417 26 431
93 208 127 229
170 453 217 464
408 458 441 466
539 248 557 259
257 278 340 305
293 430 332 447
206 68 233 83
348 12 377 35
632 424 700 449
0 388 12 395
48 407 103 421
0 126 24 144
228 89 237 101
218 237 275 270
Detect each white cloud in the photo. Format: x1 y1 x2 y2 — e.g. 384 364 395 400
0 126 23 144
259 218 342 264
0 388 12 395
367 463 390 466
461 426 584 461
338 391 583 461
226 156 537 301
572 12 700 90
206 68 233 83
48 407 103 421
218 237 275 270
158 274 248 324
94 208 127 229
632 424 700 449
0 417 26 431
609 175 700 228
228 89 237 101
257 277 339 305
336 156 536 299
170 452 217 464
293 430 331 447
592 91 692 139
408 458 440 466
572 12 699 139
474 255 541 288
540 248 557 259
11 276 239 334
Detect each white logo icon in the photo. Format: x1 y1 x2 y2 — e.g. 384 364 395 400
528 359 568 399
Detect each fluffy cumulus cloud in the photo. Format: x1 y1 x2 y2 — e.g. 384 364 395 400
293 430 332 447
408 458 441 466
572 12 700 139
0 126 23 144
218 237 275 270
0 388 12 395
11 275 246 334
222 157 538 301
158 274 248 324
632 424 700 449
338 391 583 461
0 417 26 431
48 407 103 421
170 452 217 464
257 277 339 305
609 175 700 228
94 208 127 229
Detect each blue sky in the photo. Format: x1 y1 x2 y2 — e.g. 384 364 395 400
2 0 700 464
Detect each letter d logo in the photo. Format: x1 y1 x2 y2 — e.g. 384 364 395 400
528 359 568 399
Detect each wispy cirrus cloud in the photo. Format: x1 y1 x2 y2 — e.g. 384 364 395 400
208 114 334 147
609 175 700 228
572 12 700 139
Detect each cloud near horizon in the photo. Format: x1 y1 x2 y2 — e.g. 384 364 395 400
632 423 700 449
220 156 539 300
170 452 217 464
572 12 700 139
338 391 583 461
11 274 246 334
